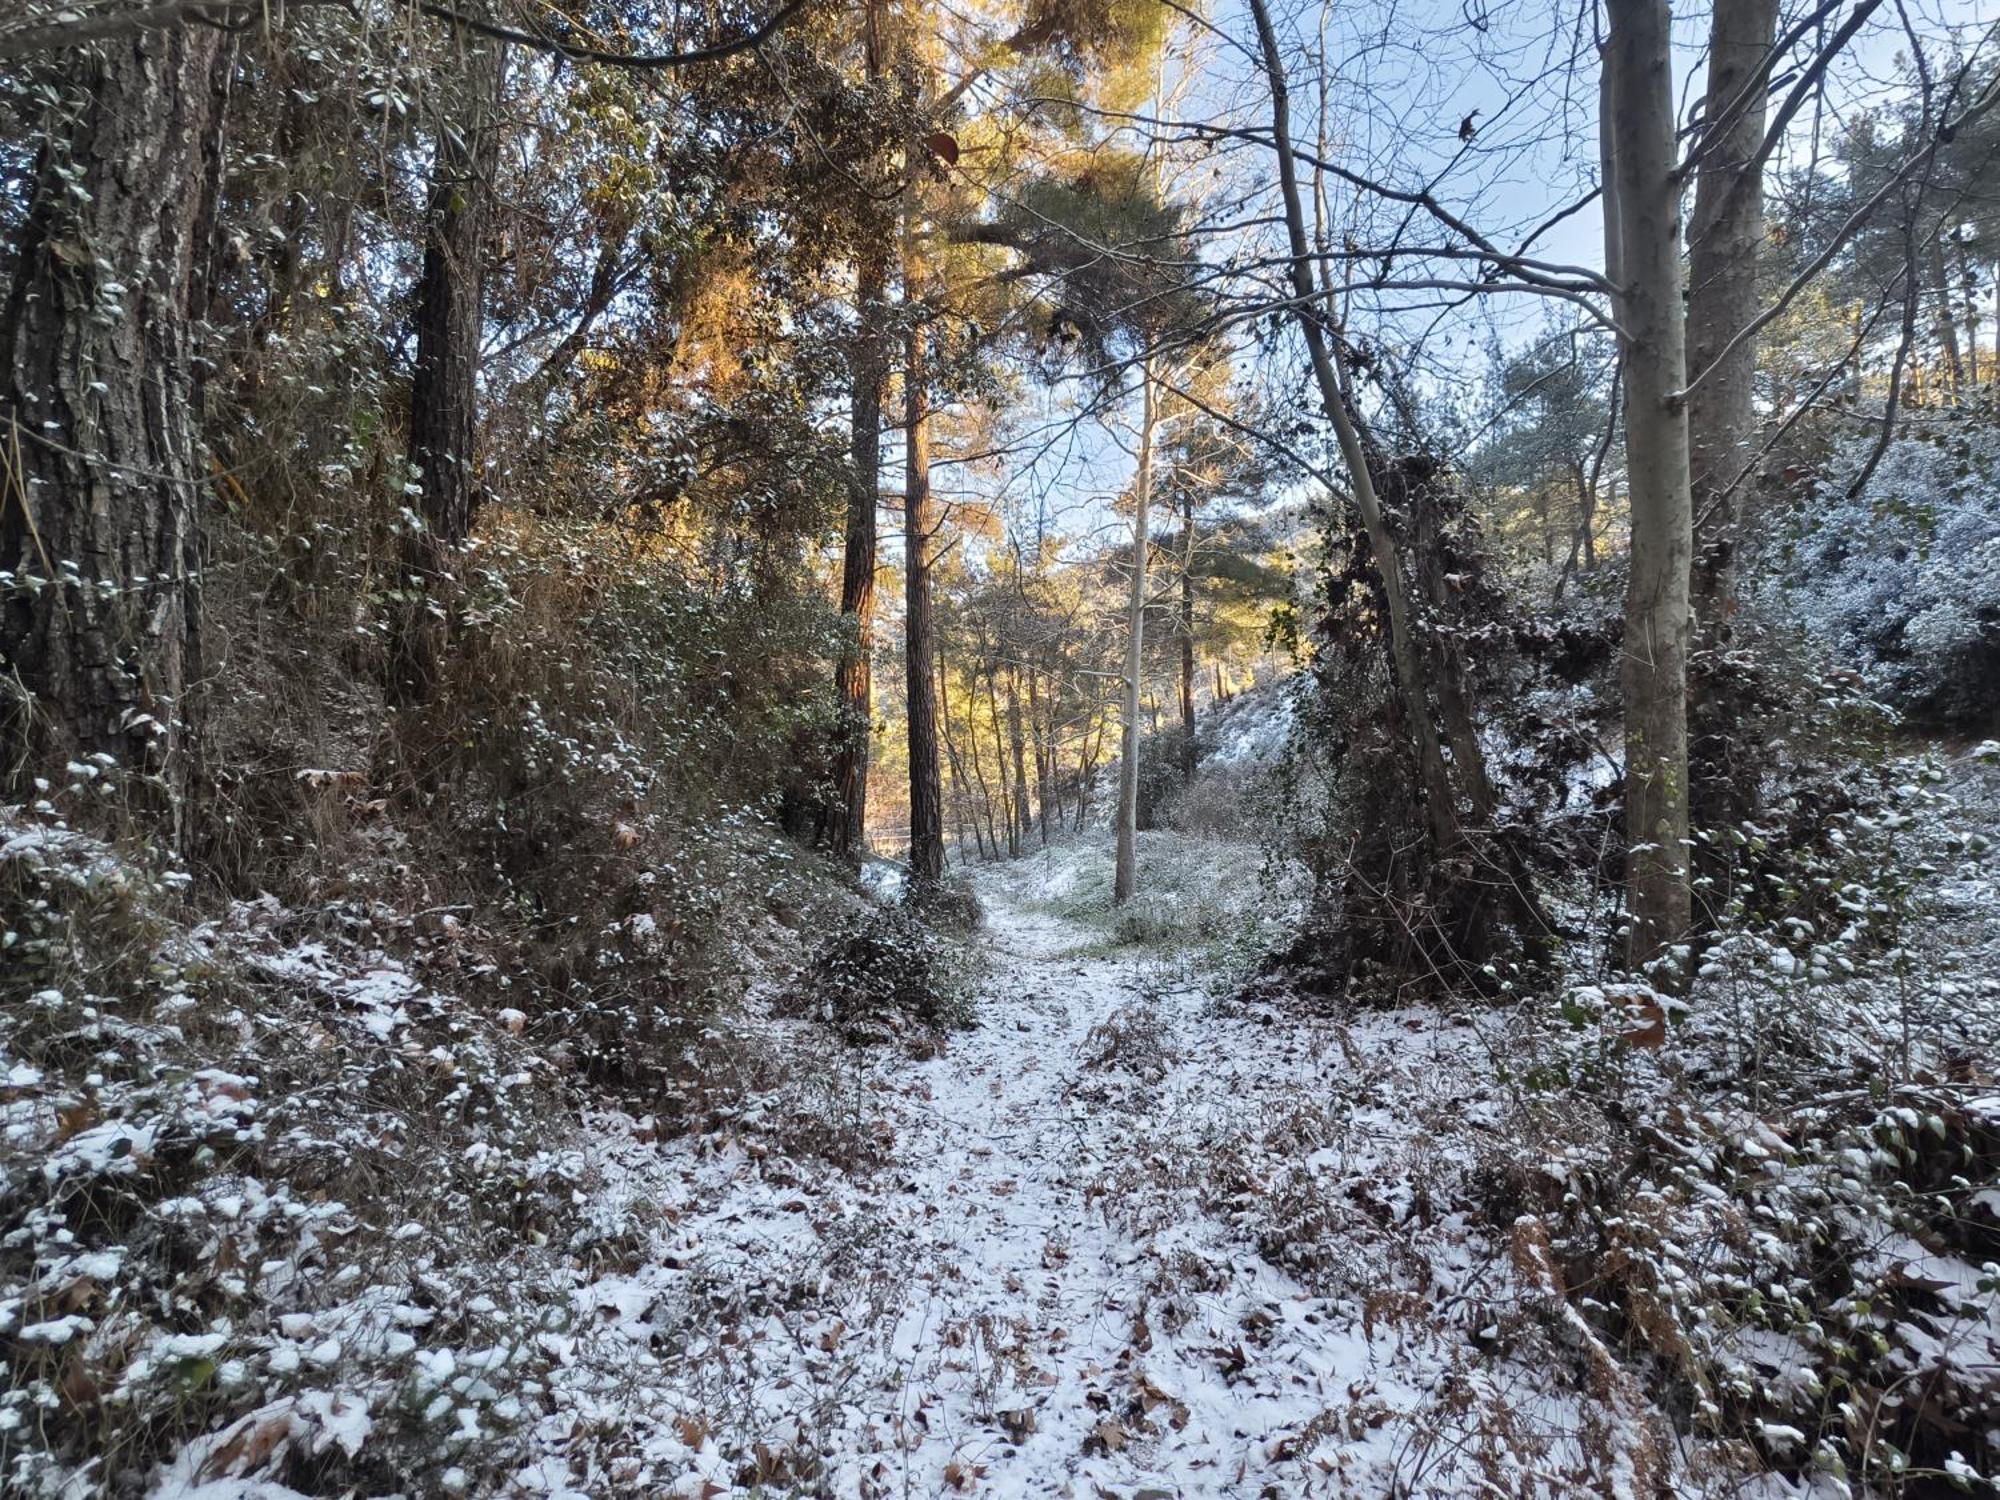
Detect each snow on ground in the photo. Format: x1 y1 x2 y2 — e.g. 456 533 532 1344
1200 684 1297 773
41 800 1982 1497
501 835 1643 1499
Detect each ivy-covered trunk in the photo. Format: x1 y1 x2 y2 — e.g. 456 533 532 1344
1 29 232 843
1247 0 1459 859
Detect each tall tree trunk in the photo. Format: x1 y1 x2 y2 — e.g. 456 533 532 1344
984 669 1015 857
966 737 995 862
1006 668 1030 857
1077 738 1098 832
395 35 506 701
903 293 945 888
831 9 890 855
1960 241 1981 389
1027 668 1052 844
833 239 889 853
1179 490 1197 784
1555 457 1598 600
1405 467 1496 823
1 27 232 843
1113 367 1157 905
1248 0 1459 857
1928 237 1961 400
961 658 998 859
1606 0 1695 975
1686 0 1776 926
938 636 973 864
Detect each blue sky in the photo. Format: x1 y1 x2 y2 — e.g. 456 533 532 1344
880 0 2000 585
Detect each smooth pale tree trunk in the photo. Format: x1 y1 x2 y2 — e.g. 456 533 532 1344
1605 0 1695 975
904 301 946 887
1179 492 1197 784
1113 368 1158 905
395 36 507 701
833 240 889 853
0 27 232 842
1686 0 1776 916
1247 0 1458 856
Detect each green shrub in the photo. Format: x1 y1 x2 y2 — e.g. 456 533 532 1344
797 907 973 1041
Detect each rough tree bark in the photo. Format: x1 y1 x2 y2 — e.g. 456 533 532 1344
1113 367 1157 906
1605 0 1694 975
1687 0 1775 595
832 239 888 854
903 284 945 888
831 7 889 855
1 27 232 842
395 34 506 701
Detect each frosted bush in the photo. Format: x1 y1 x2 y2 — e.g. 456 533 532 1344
1770 415 2000 723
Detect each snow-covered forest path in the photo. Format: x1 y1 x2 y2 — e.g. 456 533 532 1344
851 871 1291 1490
586 838 1559 1499
785 856 1368 1496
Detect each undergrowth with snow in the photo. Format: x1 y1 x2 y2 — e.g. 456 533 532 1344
5 749 1999 1498
1769 414 2000 727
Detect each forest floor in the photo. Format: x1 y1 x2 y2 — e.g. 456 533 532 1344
523 835 1644 1500
17 745 1996 1498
